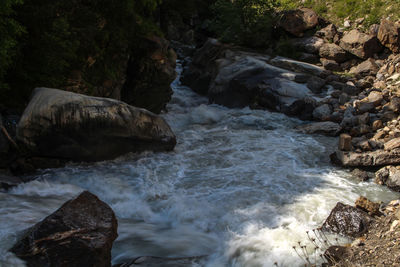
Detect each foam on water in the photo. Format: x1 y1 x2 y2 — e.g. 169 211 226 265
0 61 399 267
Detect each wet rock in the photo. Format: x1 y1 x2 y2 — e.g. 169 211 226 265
293 36 324 54
377 19 400 53
181 38 226 95
339 29 382 59
355 196 381 216
351 168 369 181
349 59 380 77
321 58 341 71
339 133 352 151
114 256 207 267
321 202 373 238
278 8 319 37
313 104 332 120
269 56 329 78
306 76 325 93
296 121 341 136
298 52 320 64
0 173 23 190
375 166 400 192
10 191 118 267
354 100 375 114
16 88 176 162
324 246 350 265
339 93 350 105
319 43 350 63
283 97 316 120
122 36 176 113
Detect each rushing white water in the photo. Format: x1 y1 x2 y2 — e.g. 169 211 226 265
0 61 399 267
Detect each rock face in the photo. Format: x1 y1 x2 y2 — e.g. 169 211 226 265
279 8 319 37
339 29 382 59
378 19 400 53
321 202 373 238
122 36 177 114
10 191 118 267
16 88 176 162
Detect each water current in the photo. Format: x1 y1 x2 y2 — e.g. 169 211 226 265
0 61 399 267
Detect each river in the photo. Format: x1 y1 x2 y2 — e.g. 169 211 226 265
0 61 398 267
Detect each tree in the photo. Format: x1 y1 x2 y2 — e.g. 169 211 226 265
210 0 278 47
0 0 24 94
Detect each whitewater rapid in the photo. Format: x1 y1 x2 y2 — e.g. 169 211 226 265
0 61 398 267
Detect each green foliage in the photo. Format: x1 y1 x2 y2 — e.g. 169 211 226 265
274 36 300 59
210 0 278 47
1 0 162 107
0 0 24 94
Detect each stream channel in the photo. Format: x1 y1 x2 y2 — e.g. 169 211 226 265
0 61 399 267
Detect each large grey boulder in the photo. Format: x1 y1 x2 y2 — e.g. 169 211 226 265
11 191 118 267
17 88 176 162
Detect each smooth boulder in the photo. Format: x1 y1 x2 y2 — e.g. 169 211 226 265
10 191 118 267
16 88 176 162
321 202 373 238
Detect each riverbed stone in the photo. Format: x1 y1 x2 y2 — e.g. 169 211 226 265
312 104 332 120
16 88 176 162
375 166 400 192
339 29 382 59
384 137 400 151
339 133 352 151
377 19 400 53
319 43 350 63
10 191 118 267
321 202 373 238
114 256 207 267
296 121 341 136
278 8 319 37
334 149 400 167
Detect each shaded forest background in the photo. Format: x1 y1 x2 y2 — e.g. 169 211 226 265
1 0 399 109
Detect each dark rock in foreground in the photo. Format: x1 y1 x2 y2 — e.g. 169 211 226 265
321 202 373 238
11 191 118 267
114 256 207 267
17 88 176 162
0 173 23 190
